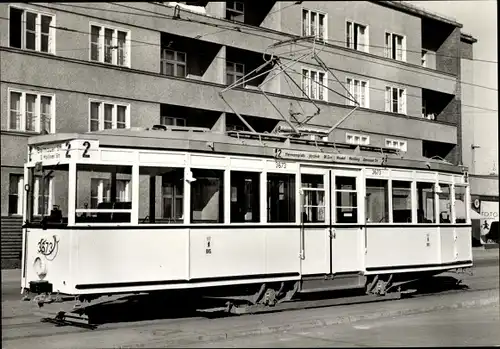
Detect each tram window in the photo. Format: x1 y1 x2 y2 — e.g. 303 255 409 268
454 186 467 223
438 183 451 223
26 164 69 224
76 164 132 223
231 171 260 223
138 167 184 224
366 179 389 223
392 180 412 223
417 182 435 223
268 173 296 223
191 169 224 223
335 176 357 224
301 174 325 223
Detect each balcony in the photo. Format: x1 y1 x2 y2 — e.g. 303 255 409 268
225 46 273 89
160 104 221 129
421 17 460 75
225 113 278 133
160 32 223 84
421 88 457 124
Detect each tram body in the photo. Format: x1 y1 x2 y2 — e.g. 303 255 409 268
21 128 473 300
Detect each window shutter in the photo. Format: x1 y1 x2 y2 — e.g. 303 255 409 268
399 89 406 114
358 25 365 52
385 87 391 112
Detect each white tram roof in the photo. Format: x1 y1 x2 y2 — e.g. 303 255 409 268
28 127 466 174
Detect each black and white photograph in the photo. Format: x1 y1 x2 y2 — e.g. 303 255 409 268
1 1 498 347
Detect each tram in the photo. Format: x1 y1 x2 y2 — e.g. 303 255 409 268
21 125 473 311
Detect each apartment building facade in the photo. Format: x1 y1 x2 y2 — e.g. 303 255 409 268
460 33 498 246
0 1 470 266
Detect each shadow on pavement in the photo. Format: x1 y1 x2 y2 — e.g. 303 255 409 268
42 275 470 327
405 275 469 295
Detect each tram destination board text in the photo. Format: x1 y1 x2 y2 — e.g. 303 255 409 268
274 148 383 165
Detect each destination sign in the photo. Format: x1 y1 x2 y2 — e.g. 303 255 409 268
30 139 99 163
274 148 383 166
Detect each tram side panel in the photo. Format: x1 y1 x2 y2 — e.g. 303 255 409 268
23 228 73 295
440 226 473 265
189 227 301 279
365 227 441 270
331 227 365 274
74 228 189 289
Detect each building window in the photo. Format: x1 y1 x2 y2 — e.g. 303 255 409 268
226 61 245 85
161 116 186 126
385 86 406 114
302 9 326 40
385 138 407 152
335 176 357 223
226 1 244 22
392 180 412 223
231 171 260 223
33 176 52 216
9 7 55 53
346 132 370 145
366 179 389 223
385 32 405 61
417 182 435 223
268 173 296 223
421 50 427 67
90 24 130 67
89 100 129 131
191 169 224 223
162 169 184 222
9 174 24 215
160 49 187 77
302 69 327 101
90 178 110 209
346 78 369 107
90 178 130 209
8 90 54 133
301 174 325 223
346 21 368 52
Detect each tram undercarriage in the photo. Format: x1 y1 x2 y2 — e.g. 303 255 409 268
24 266 472 328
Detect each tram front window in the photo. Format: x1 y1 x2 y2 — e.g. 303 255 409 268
231 171 260 223
438 183 451 223
191 169 224 223
26 164 69 225
335 176 357 224
454 185 467 223
366 179 389 223
75 164 132 223
301 174 325 223
138 166 184 224
268 173 296 223
392 180 412 223
417 182 435 223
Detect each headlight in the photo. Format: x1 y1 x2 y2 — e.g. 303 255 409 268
33 257 47 280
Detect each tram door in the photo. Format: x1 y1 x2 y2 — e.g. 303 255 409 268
330 169 364 273
299 168 331 276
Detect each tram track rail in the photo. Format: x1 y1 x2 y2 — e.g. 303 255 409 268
2 276 498 342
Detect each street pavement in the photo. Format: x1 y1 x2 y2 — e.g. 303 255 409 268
178 302 500 347
1 247 498 348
